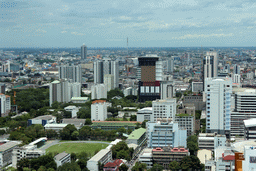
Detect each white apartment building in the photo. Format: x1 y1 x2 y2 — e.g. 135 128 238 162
91 100 107 121
138 148 153 169
198 133 226 151
231 89 256 136
12 145 45 168
103 59 119 88
243 146 256 170
160 82 175 99
91 84 107 100
58 64 82 83
152 99 176 122
0 141 22 168
104 74 114 91
54 152 71 168
232 74 241 87
175 115 195 136
167 57 174 73
87 149 112 171
137 107 153 122
205 77 232 135
70 82 81 98
64 105 79 118
0 94 11 117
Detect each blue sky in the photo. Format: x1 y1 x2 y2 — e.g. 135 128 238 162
1 0 256 48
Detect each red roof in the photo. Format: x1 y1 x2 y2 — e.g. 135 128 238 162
104 159 123 169
223 155 235 161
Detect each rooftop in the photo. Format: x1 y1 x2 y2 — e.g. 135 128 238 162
127 128 146 140
44 123 68 128
71 97 89 100
32 115 55 120
244 118 256 128
89 149 110 162
54 152 70 161
92 121 140 127
0 141 21 152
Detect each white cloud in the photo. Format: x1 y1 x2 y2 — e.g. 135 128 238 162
71 32 85 35
61 31 67 33
172 33 234 40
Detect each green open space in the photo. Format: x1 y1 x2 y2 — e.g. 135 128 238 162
46 143 108 154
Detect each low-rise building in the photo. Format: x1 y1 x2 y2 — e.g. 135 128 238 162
103 159 124 171
0 141 22 168
183 95 205 110
44 123 68 132
242 146 256 170
128 144 140 158
152 147 190 169
138 148 153 169
12 145 45 168
54 152 71 168
198 133 226 151
87 149 112 171
244 118 256 140
137 107 153 122
70 97 89 103
62 119 86 130
126 128 146 146
28 115 56 126
64 105 79 118
147 121 187 148
91 121 138 131
175 113 195 137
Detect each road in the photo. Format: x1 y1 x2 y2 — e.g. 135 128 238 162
40 140 110 151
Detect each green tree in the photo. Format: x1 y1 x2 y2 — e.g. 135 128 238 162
85 118 92 125
150 164 164 171
141 120 148 128
57 162 81 171
107 89 124 100
169 161 180 171
130 115 137 121
119 164 129 171
131 162 147 171
77 107 91 119
180 156 202 170
111 141 129 159
71 152 77 161
187 135 199 155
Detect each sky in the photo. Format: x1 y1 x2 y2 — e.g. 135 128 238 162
1 0 256 48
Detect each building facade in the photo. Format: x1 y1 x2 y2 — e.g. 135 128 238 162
54 152 71 168
81 44 87 60
91 84 107 100
87 149 112 171
205 77 232 136
91 100 107 121
58 64 82 83
94 61 104 84
152 99 176 122
203 51 218 90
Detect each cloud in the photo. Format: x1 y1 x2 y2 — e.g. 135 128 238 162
61 31 67 33
71 32 85 36
172 33 234 40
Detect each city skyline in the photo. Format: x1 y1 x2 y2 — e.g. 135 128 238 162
1 0 256 48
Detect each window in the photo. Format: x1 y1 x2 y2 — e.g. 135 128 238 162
207 85 210 87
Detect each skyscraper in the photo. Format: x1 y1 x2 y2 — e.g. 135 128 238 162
138 54 162 102
203 51 218 89
94 61 104 84
103 58 119 88
167 57 174 73
205 77 232 136
58 65 82 83
233 64 240 75
81 44 87 60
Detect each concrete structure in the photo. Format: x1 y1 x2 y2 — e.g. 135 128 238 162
49 80 81 106
0 94 11 117
0 84 5 94
242 146 256 171
12 145 45 168
91 100 107 121
197 149 212 165
192 82 203 93
62 119 86 130
160 81 175 99
138 55 162 102
152 147 189 169
104 74 114 91
175 114 195 137
81 44 87 60
232 74 241 87
167 57 174 73
91 84 107 100
147 121 187 148
126 128 146 146
198 133 226 150
103 159 124 171
94 61 104 84
91 121 138 131
183 95 205 110
87 149 112 171
70 97 89 103
152 99 176 122
233 64 240 75
123 87 138 97
0 141 22 168
28 115 56 126
103 59 119 88
58 64 82 83
203 50 218 90
54 152 71 168
44 123 68 132
137 107 153 122
244 118 256 140
138 148 153 169
205 77 232 136
231 89 256 137
64 105 79 118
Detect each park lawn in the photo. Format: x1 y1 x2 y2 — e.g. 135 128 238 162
46 143 109 154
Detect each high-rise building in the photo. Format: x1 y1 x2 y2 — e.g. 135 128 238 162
152 99 176 122
81 44 87 60
0 94 11 117
160 81 175 99
49 80 81 106
232 74 241 87
203 51 218 89
58 65 82 83
138 55 162 102
91 100 107 121
205 77 232 136
103 58 119 88
104 74 114 91
91 84 107 100
233 64 240 75
94 61 104 84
